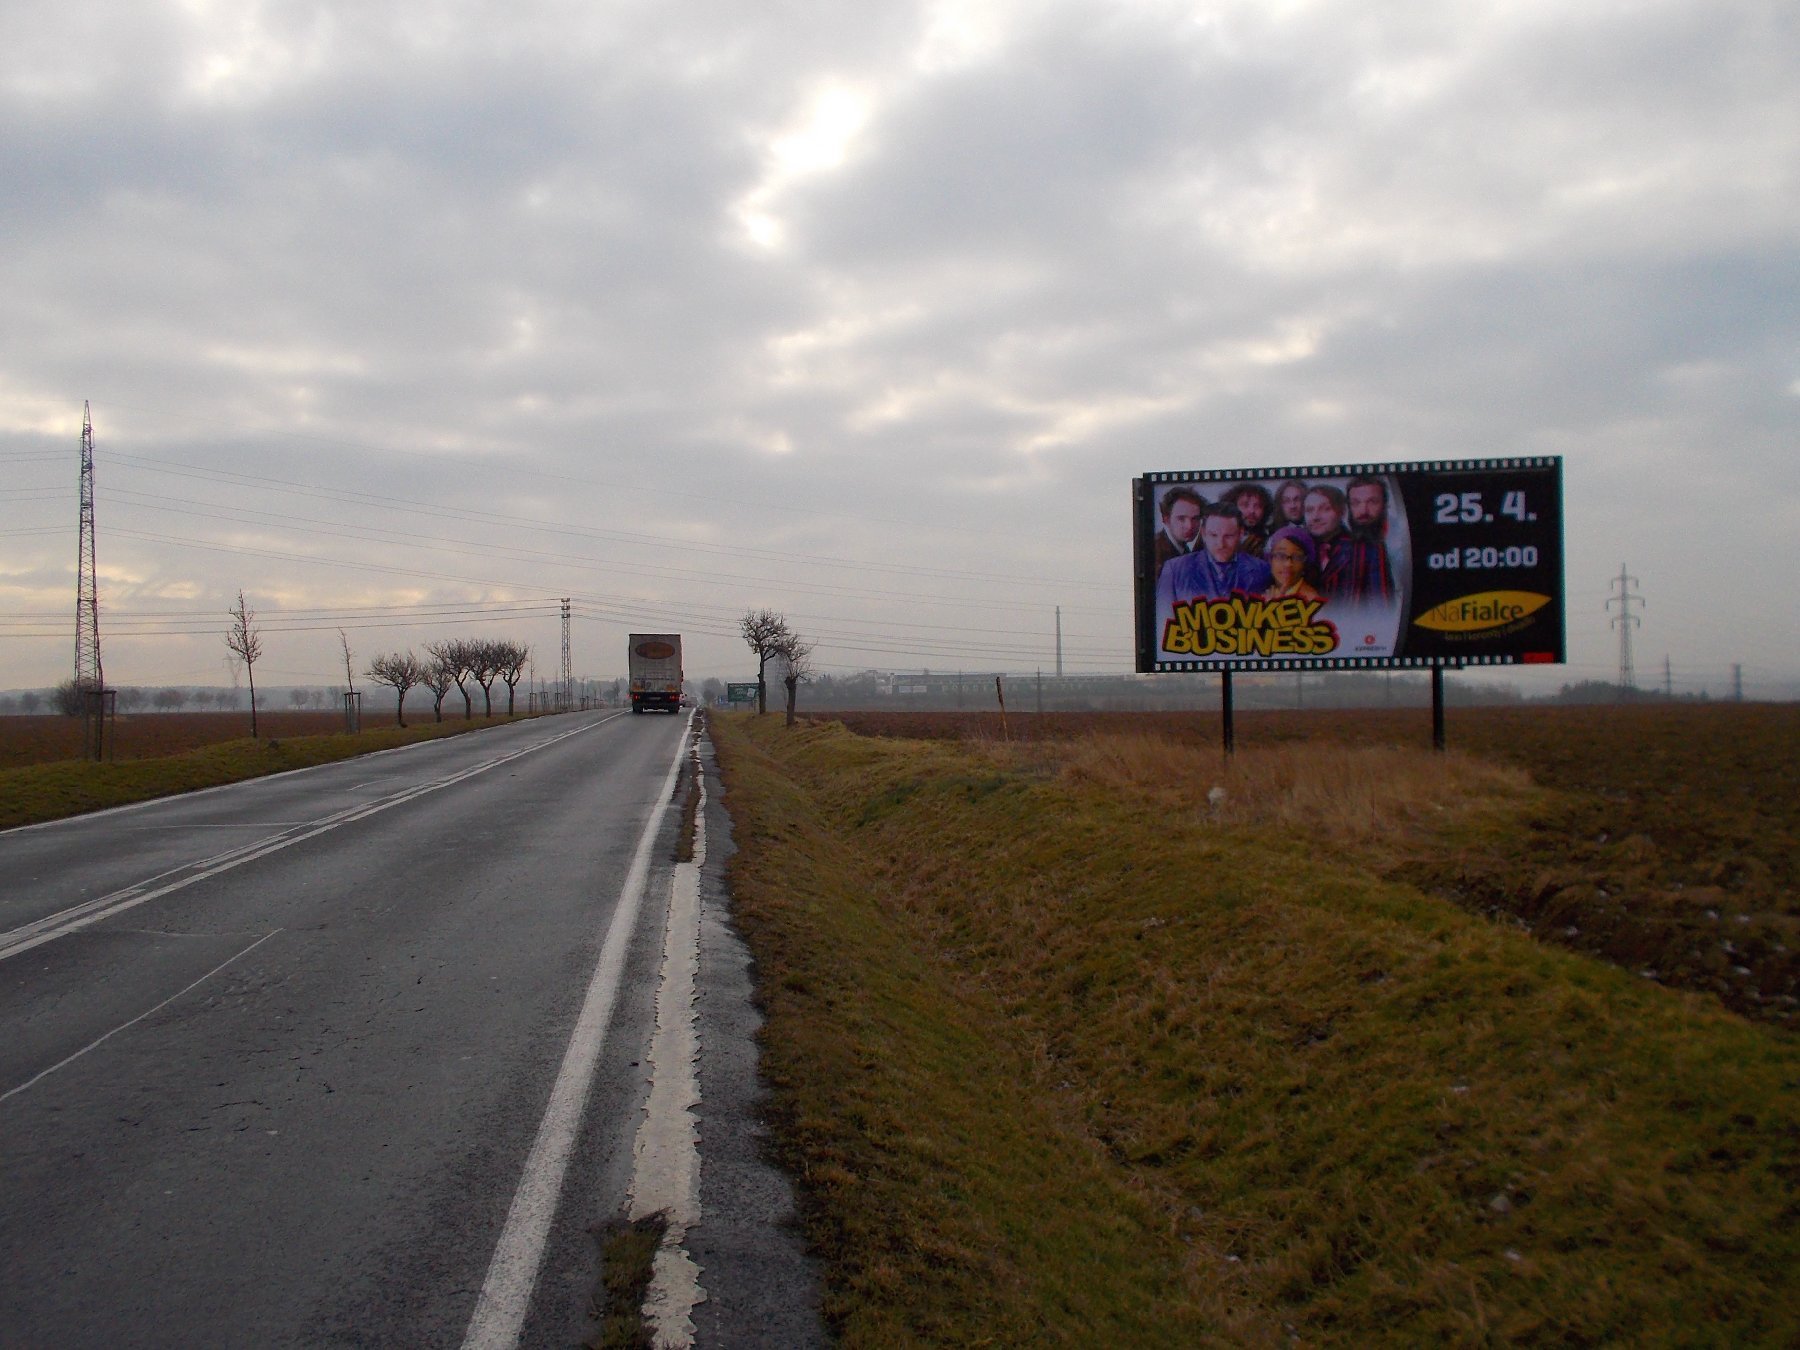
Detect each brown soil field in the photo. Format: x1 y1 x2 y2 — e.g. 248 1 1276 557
809 704 1800 1029
0 710 474 769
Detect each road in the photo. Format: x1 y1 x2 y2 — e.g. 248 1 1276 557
0 710 821 1348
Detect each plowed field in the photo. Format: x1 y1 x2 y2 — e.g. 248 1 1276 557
0 711 358 769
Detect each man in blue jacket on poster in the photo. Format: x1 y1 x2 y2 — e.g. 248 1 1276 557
1156 503 1273 612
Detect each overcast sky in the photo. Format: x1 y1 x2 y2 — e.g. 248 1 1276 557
4 0 1796 698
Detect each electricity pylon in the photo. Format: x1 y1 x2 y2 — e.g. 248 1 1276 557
74 402 103 694
1606 565 1643 692
561 598 573 711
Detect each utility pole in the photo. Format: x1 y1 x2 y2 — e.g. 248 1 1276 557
1732 663 1744 702
1663 656 1672 700
1054 606 1063 678
1606 565 1643 694
560 598 572 712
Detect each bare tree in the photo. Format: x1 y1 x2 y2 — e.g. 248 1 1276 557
739 608 793 715
421 651 457 722
367 651 424 727
496 640 530 715
224 590 263 737
52 679 86 716
773 629 816 727
428 638 477 718
339 629 357 693
470 639 501 717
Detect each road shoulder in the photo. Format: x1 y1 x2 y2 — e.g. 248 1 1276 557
687 723 827 1348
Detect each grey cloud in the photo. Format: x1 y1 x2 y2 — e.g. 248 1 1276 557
1 0 1796 687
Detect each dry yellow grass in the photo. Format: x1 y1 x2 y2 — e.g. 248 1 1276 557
988 733 1533 842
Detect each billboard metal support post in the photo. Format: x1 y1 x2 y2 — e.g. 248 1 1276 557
1431 665 1446 752
1220 669 1235 756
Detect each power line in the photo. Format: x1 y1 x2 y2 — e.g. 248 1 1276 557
96 449 1114 593
73 489 1125 621
10 418 1136 675
92 399 1029 546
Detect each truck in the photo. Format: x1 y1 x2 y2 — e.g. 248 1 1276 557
627 633 684 713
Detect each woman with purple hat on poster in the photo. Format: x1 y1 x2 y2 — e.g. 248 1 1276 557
1262 525 1324 603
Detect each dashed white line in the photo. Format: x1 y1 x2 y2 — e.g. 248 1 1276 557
0 929 283 1104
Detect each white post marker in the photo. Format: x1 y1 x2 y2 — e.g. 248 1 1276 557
461 712 693 1350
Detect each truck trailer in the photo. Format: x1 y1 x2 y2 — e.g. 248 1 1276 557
628 633 684 713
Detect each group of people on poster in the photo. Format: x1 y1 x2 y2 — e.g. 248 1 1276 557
1142 458 1564 668
1153 475 1401 605
1144 475 1411 666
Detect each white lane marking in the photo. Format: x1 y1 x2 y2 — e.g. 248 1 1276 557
0 719 607 965
461 710 695 1350
122 822 311 829
0 711 628 838
0 929 283 1105
628 731 707 1347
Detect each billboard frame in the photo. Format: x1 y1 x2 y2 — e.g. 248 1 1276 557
1134 456 1564 675
1137 455 1562 752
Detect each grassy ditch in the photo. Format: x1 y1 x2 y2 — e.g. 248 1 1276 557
823 706 1800 1030
0 717 528 830
712 713 1800 1346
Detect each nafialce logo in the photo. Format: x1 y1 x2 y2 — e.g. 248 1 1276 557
1413 591 1551 633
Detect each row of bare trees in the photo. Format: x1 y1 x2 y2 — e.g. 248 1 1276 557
739 609 814 725
365 638 532 727
220 593 534 735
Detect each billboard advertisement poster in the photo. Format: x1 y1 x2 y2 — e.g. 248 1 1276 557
1133 458 1564 672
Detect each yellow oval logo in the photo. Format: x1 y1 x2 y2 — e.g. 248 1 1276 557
635 640 676 659
1413 591 1550 633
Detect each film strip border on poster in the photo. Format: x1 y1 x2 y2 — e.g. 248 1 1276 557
1141 456 1562 485
1135 455 1564 673
1154 656 1518 672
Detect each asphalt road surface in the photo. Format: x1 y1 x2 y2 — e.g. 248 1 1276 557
0 709 821 1348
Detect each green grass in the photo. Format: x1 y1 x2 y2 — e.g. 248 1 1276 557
587 1214 666 1350
0 717 528 830
715 718 1198 1344
712 713 1800 1346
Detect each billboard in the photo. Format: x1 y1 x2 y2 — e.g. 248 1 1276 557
1134 458 1563 671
